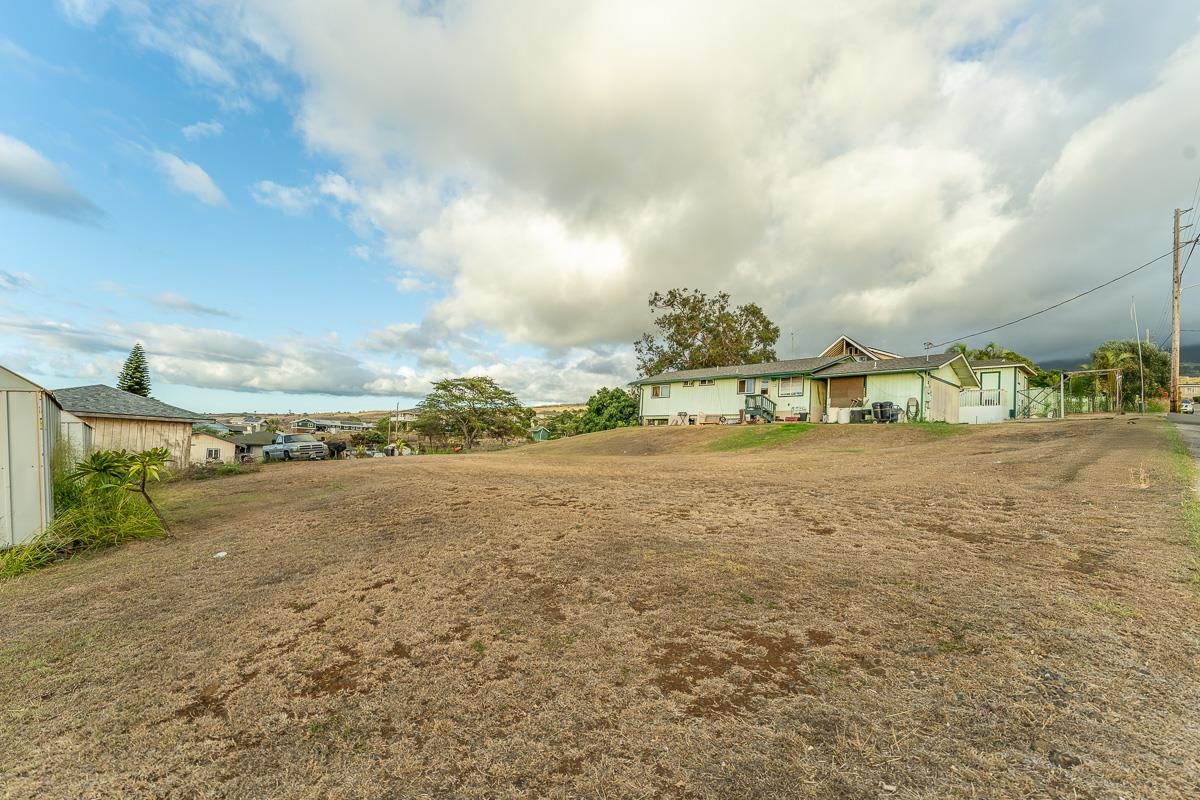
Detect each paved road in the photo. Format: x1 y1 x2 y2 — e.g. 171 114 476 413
1166 411 1200 426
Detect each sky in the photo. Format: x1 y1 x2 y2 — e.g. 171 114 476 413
1 1 1199 414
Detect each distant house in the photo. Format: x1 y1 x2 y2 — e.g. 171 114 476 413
1 365 62 547
290 417 372 433
54 385 207 467
229 430 276 461
530 426 552 442
195 421 231 435
389 409 420 425
190 432 236 465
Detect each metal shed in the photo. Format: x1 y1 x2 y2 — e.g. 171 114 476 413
1 365 61 548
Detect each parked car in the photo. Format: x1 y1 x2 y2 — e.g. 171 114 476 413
1183 399 1194 414
262 433 328 461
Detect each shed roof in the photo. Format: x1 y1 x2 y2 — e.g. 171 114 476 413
632 355 848 385
54 384 207 422
0 365 62 409
813 353 979 387
230 430 278 446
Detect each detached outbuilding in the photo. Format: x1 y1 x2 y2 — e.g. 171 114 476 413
1 365 61 548
54 384 207 468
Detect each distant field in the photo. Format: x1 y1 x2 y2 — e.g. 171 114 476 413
2 419 1198 798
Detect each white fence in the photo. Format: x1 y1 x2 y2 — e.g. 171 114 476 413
959 389 1008 424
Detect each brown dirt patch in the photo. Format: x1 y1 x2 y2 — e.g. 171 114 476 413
1 418 1198 798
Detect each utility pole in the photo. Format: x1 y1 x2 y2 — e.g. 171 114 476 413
1172 208 1187 413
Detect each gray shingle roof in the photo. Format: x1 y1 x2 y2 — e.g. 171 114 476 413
632 356 848 385
54 384 207 422
812 354 965 377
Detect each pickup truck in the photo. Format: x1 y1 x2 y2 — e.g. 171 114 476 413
262 433 328 461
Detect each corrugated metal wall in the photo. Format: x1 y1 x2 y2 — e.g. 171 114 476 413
0 387 58 548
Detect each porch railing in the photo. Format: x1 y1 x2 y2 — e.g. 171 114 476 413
960 389 1007 407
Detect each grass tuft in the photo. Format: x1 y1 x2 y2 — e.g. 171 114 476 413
706 423 814 452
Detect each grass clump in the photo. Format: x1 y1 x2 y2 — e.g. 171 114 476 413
707 423 813 452
0 448 168 580
181 461 260 481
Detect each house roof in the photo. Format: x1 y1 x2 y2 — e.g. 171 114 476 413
968 358 1039 376
0 364 62 408
230 430 278 446
54 384 207 422
819 335 900 360
632 356 849 385
813 353 979 387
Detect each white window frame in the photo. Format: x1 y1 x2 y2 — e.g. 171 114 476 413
682 380 694 387
650 384 671 399
737 378 756 394
206 447 221 461
698 379 715 386
980 371 1001 390
778 376 806 397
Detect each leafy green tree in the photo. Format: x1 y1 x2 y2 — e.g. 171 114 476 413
117 343 152 397
416 377 533 450
635 289 780 377
580 387 639 432
543 409 584 438
1086 340 1169 409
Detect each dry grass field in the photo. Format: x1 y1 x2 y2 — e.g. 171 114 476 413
2 419 1199 798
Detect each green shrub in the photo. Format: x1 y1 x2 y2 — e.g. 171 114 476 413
0 448 169 580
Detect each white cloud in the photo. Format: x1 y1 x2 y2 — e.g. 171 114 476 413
250 179 315 215
151 291 238 319
0 133 103 223
57 0 115 27
152 151 226 206
42 1 1200 402
0 271 35 291
350 244 370 260
182 120 224 140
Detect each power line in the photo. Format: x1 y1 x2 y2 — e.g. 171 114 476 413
930 248 1176 348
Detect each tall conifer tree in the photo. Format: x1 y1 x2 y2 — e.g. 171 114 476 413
117 343 152 397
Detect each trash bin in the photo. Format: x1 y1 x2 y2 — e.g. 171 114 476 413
850 408 867 424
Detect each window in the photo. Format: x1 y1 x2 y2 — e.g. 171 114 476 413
737 378 756 394
779 376 805 396
206 447 221 461
698 379 715 386
980 371 1001 390
651 384 670 398
682 380 694 387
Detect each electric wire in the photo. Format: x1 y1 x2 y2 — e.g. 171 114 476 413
930 248 1176 348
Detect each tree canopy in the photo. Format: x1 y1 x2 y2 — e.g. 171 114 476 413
117 343 152 397
415 377 532 450
635 289 780 377
580 387 639 432
1086 339 1169 409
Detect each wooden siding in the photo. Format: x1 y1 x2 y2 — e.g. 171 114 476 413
80 416 193 468
928 379 960 423
640 376 815 420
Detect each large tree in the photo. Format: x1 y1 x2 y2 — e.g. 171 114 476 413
117 343 152 397
634 289 780 377
416 377 533 450
580 386 639 433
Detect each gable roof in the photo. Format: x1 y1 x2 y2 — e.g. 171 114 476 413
968 358 1038 376
0 365 62 409
54 384 207 422
813 353 979 387
631 355 850 385
819 335 900 360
